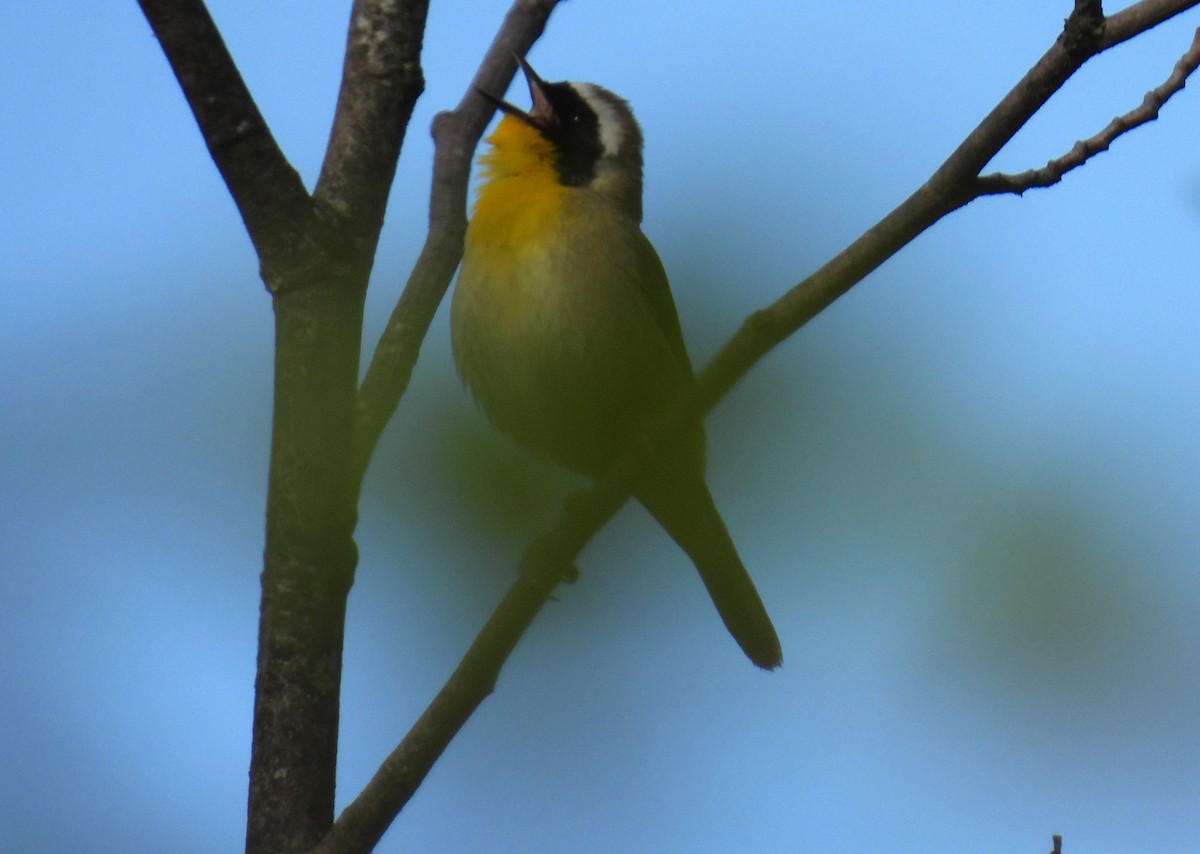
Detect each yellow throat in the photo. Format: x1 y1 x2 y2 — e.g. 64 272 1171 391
468 114 573 262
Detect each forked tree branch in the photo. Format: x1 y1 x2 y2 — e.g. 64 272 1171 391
978 23 1200 194
321 3 1200 852
143 1 431 852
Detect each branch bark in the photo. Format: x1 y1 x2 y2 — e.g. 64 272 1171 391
977 23 1200 194
137 0 310 276
248 4 430 853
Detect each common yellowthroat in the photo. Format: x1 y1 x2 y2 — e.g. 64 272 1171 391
451 57 782 670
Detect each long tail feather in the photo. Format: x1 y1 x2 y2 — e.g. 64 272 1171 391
636 472 782 670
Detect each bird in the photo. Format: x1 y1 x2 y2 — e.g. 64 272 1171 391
450 56 782 670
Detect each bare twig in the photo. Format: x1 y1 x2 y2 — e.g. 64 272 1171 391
137 0 310 273
977 24 1200 194
353 0 562 482
1103 0 1200 45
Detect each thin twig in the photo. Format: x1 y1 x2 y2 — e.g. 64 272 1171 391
1103 0 1200 46
978 25 1200 194
353 0 562 483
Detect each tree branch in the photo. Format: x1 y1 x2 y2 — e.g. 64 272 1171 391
1103 0 1200 45
314 0 429 239
137 0 310 273
353 0 562 482
328 2 1200 849
977 24 1200 195
308 501 592 854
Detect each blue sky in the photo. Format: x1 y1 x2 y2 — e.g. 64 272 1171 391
2 2 1199 852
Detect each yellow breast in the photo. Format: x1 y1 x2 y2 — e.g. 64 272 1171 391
459 115 581 334
468 115 569 263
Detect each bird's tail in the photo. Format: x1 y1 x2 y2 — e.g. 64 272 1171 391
636 471 782 670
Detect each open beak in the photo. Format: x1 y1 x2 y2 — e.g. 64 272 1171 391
478 53 555 128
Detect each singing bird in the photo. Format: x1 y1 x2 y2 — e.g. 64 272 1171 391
451 57 782 669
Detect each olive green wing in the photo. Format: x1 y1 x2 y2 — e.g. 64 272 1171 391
627 228 694 378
